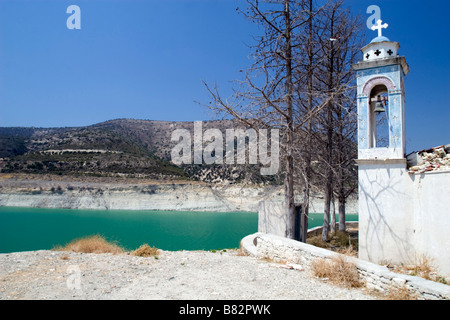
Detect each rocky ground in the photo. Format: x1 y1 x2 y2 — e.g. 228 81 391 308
0 249 375 300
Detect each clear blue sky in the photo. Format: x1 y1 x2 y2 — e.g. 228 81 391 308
0 0 449 153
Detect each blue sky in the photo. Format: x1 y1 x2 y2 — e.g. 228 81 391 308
0 0 448 153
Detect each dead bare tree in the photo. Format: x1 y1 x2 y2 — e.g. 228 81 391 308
294 0 317 243
204 0 362 242
311 0 363 240
204 0 299 239
204 0 332 239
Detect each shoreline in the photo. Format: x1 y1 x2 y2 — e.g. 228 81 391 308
0 173 359 213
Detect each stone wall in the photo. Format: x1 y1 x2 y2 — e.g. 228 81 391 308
240 232 450 300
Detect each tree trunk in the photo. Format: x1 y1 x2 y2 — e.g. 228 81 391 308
321 10 335 242
338 196 346 232
322 108 333 241
284 0 296 239
299 0 314 243
322 151 333 241
330 193 336 234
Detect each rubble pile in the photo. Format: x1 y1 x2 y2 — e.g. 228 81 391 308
408 145 450 173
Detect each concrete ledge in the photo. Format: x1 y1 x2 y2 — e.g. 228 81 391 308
240 232 450 300
239 232 262 257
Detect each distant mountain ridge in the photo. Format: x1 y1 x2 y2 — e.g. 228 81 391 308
0 118 275 184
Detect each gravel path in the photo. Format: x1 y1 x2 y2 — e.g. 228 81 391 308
0 249 375 300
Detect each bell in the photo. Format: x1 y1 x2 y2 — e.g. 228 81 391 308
374 101 386 114
373 96 386 114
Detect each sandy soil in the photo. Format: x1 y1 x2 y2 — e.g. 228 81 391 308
0 249 375 300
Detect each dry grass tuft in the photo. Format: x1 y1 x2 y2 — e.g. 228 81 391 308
54 234 124 254
404 255 435 280
311 255 363 288
131 244 159 257
386 255 448 285
383 286 418 300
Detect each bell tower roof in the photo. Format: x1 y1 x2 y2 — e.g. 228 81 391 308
370 36 390 43
360 18 401 62
361 39 400 62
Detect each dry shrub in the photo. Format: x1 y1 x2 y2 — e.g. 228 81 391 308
333 231 358 249
311 255 363 288
335 246 358 258
408 255 435 280
56 235 124 254
306 231 358 253
383 286 418 300
306 236 328 249
389 255 448 284
131 244 159 257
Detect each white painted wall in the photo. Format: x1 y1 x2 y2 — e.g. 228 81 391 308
358 160 450 277
258 201 289 238
357 159 414 264
411 171 450 277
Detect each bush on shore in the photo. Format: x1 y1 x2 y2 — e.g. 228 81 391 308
130 244 159 257
53 234 124 254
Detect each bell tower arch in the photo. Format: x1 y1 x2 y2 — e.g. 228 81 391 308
363 77 395 149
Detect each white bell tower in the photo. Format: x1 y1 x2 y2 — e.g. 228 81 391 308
352 19 413 264
353 19 409 160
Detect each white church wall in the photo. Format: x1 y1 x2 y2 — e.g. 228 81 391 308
411 171 450 277
358 162 450 278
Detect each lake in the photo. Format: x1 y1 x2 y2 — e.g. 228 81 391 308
0 207 357 253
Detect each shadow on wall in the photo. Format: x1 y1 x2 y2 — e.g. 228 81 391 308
358 162 413 264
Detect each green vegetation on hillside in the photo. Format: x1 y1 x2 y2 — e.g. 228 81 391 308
0 119 277 183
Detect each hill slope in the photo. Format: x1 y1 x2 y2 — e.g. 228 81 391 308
0 119 276 183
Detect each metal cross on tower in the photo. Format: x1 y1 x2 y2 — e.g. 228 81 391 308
371 19 388 37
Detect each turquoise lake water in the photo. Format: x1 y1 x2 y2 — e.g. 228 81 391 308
0 206 357 253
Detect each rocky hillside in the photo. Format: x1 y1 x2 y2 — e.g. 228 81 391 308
0 119 278 184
